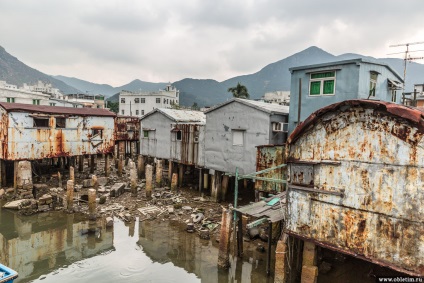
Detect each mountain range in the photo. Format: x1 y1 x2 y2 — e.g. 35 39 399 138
0 45 423 107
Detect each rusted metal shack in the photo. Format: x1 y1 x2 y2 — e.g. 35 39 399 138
286 100 424 276
115 116 140 158
255 145 285 195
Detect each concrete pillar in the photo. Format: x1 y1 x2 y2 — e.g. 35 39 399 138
90 155 95 173
222 175 229 202
145 164 153 198
217 207 233 269
137 155 145 179
211 172 217 201
274 236 288 283
88 188 97 220
130 165 137 197
92 175 98 191
78 155 84 172
171 173 178 191
178 164 184 187
118 156 123 177
156 159 163 186
104 154 110 177
69 166 75 183
58 172 62 188
301 241 318 283
66 180 74 212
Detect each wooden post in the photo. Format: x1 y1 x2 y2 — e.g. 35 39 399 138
88 188 97 220
217 207 233 269
168 161 173 184
274 235 288 283
222 175 229 202
237 212 243 257
211 172 217 201
267 221 272 275
198 168 203 192
178 164 184 187
1 160 6 187
145 164 153 198
171 173 178 191
58 172 62 188
66 180 74 212
104 154 110 177
13 160 18 191
203 173 208 190
78 155 84 172
156 159 162 186
69 166 75 183
118 156 123 177
137 155 145 179
90 155 95 173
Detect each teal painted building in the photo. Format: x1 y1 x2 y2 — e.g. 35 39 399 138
288 58 404 133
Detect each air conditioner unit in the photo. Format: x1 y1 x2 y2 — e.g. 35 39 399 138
272 122 288 133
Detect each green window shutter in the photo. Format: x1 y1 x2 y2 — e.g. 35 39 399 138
323 80 334 94
310 81 321 95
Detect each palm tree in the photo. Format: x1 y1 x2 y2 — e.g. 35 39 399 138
228 82 249 99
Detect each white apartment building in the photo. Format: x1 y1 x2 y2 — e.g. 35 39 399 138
118 85 179 117
260 91 290 105
0 81 51 105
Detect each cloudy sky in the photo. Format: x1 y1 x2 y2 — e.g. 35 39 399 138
1 0 423 86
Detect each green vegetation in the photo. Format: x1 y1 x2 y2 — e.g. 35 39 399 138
228 82 249 99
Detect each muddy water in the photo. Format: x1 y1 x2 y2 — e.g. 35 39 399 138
0 208 273 283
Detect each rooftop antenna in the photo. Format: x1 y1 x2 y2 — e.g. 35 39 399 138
389 41 424 92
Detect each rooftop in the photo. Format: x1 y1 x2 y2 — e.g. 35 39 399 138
141 108 206 124
205 98 289 115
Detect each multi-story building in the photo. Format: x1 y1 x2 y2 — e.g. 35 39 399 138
63 93 105 108
0 81 51 105
288 58 404 133
118 85 179 117
260 91 290 105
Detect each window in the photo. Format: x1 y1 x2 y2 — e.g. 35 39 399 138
136 110 139 115
176 130 182 141
232 130 245 146
121 98 125 103
121 110 124 115
143 130 149 138
141 110 144 115
156 98 160 103
33 118 49 127
33 99 41 105
134 98 140 103
309 71 335 96
6 97 15 103
92 129 103 139
56 118 66 128
391 90 397 102
369 72 378 97
141 98 145 103
49 103 56 106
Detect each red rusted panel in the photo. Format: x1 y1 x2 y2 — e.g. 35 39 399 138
255 145 285 193
115 116 140 141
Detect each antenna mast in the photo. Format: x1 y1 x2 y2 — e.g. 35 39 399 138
389 41 424 91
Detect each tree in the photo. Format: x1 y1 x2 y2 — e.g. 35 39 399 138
191 102 199 110
228 82 249 99
107 101 119 113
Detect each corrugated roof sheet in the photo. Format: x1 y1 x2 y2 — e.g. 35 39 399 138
0 102 116 117
205 98 289 115
288 99 424 144
235 192 286 223
142 108 206 124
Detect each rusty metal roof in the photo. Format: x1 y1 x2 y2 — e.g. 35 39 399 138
288 99 424 144
141 108 206 124
204 98 289 115
0 102 116 117
235 192 286 223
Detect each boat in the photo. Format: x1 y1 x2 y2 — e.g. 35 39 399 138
0 264 18 283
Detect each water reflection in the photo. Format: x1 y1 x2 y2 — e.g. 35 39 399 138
0 208 114 282
137 220 274 283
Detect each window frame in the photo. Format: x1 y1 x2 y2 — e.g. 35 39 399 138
32 99 41 105
134 98 140 103
55 117 66 128
232 129 245 146
141 98 145 103
369 72 378 97
6 97 15 103
156 98 160 104
309 71 336 96
176 130 182 141
121 98 126 103
33 117 49 128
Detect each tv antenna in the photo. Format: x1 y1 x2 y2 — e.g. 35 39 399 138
389 41 424 92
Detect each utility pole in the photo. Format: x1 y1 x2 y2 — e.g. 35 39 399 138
389 41 424 104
